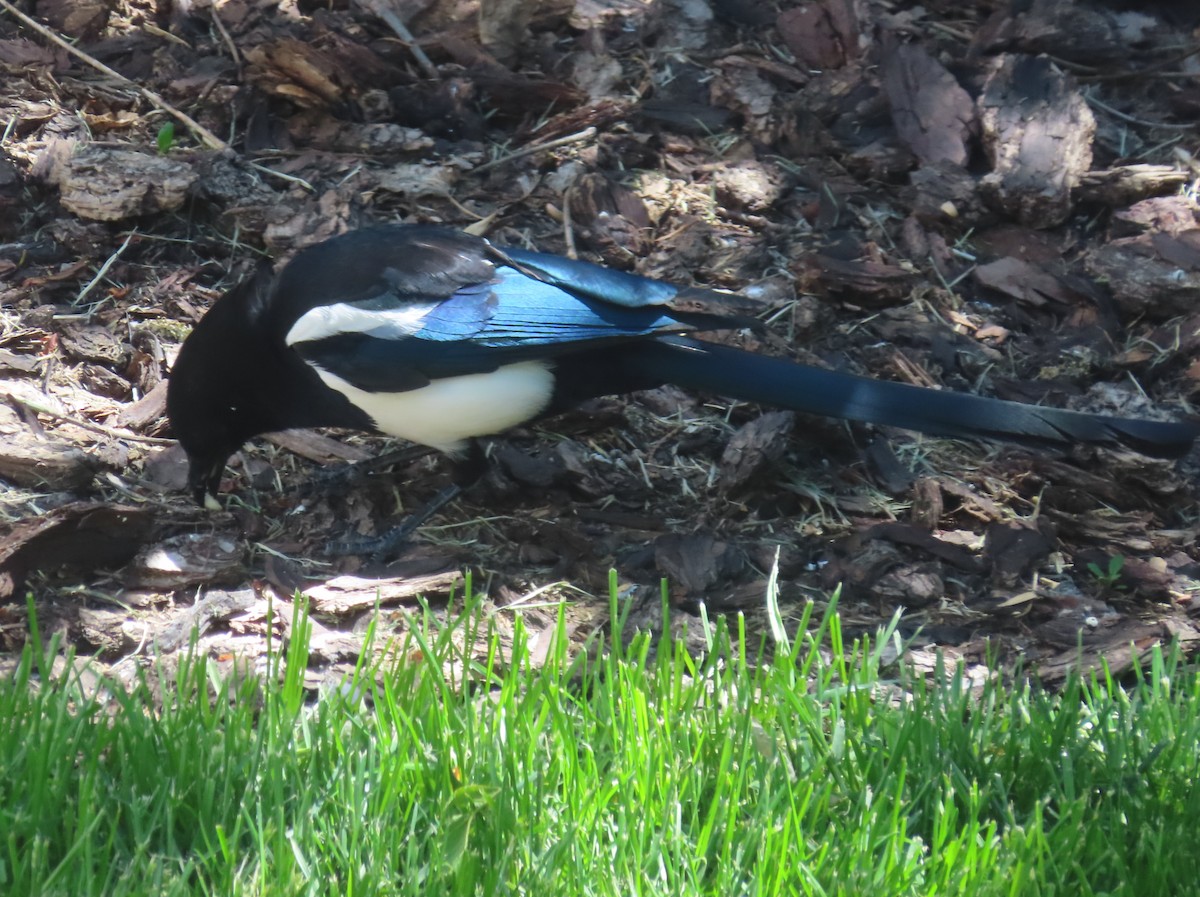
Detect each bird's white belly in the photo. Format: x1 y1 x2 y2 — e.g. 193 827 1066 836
312 360 556 453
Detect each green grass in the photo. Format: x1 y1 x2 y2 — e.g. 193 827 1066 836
3 583 1200 897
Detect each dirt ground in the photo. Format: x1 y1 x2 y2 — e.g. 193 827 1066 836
2 0 1200 691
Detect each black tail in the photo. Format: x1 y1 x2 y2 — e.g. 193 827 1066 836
629 337 1200 459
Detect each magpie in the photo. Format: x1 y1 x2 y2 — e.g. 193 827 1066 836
167 224 1199 517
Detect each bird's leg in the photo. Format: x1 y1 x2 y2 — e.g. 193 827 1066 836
305 443 434 497
325 480 465 559
325 440 489 561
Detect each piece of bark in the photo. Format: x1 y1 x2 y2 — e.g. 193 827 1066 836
191 154 278 211
1046 509 1168 555
909 477 943 530
845 139 917 183
513 97 627 146
0 155 25 234
900 217 955 274
77 364 131 400
564 44 619 103
1150 231 1200 269
153 588 258 652
114 380 168 432
77 607 136 655
434 30 584 111
711 161 787 212
638 100 734 136
903 160 992 227
0 503 158 600
373 162 461 198
1116 556 1193 602
1113 310 1200 368
478 0 537 65
978 55 1094 228
1076 165 1190 208
873 563 943 608
57 322 126 365
1112 195 1199 236
798 252 920 307
719 411 795 491
864 438 916 496
0 433 96 490
35 0 109 40
973 0 1169 66
709 63 781 145
287 114 435 159
568 173 652 268
984 521 1056 584
866 522 986 573
970 223 1072 266
972 257 1080 308
0 349 41 375
121 533 244 590
654 532 744 595
494 443 566 489
125 345 163 397
50 147 196 222
261 188 355 255
776 0 861 70
264 429 372 464
821 538 906 597
407 0 567 63
312 26 408 91
934 476 1010 523
1085 231 1200 317
1035 455 1188 513
1036 627 1163 687
141 444 190 492
0 38 65 75
245 39 348 108
302 570 462 614
883 43 974 167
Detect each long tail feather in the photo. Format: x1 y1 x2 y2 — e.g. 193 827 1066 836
631 338 1200 459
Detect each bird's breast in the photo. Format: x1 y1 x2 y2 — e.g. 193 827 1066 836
310 360 556 453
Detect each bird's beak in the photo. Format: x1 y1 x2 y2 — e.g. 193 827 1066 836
187 457 227 510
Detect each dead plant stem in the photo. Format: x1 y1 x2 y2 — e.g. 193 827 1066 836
0 0 229 151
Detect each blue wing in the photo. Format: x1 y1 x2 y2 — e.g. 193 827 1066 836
286 232 743 393
411 268 690 345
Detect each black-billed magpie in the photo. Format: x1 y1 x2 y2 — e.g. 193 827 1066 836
167 224 1199 511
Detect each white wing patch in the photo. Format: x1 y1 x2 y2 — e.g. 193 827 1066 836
311 360 556 453
285 301 436 347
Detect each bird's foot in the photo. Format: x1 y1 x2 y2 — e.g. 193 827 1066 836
325 482 463 562
326 520 421 562
305 446 430 497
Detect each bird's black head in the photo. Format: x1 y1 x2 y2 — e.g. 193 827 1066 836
167 260 377 507
168 332 262 506
167 271 277 507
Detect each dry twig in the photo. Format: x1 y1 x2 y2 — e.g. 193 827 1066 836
474 127 598 174
4 392 174 445
354 0 439 80
0 0 229 151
